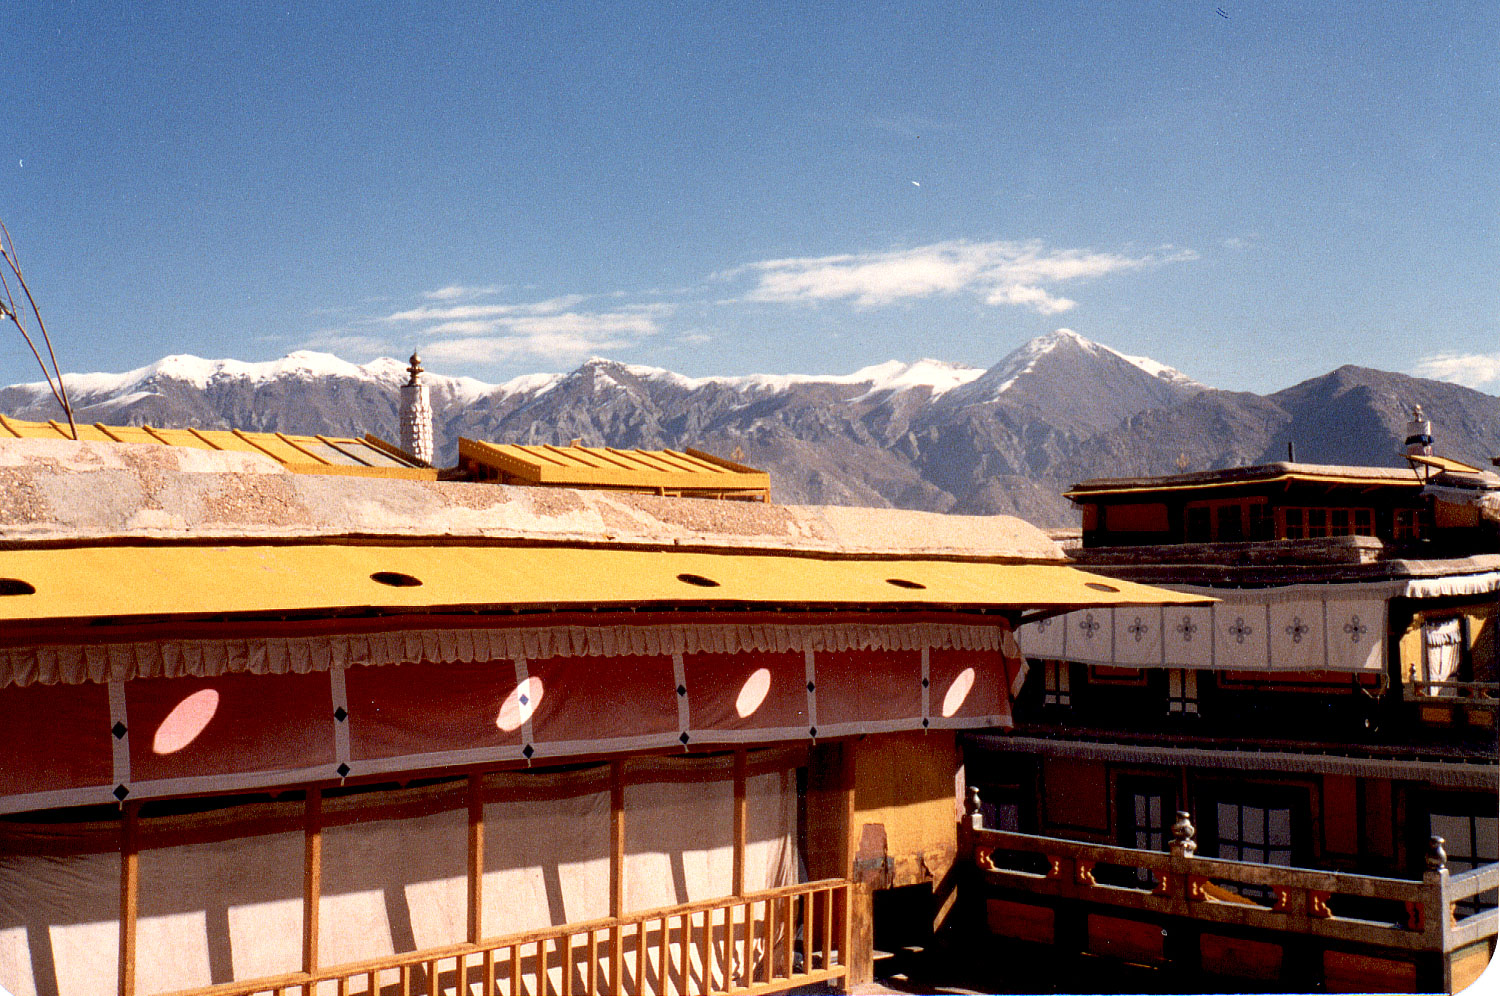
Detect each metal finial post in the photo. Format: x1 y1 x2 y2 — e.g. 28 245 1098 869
406 352 423 386
964 784 983 830
1170 811 1197 858
1425 835 1447 873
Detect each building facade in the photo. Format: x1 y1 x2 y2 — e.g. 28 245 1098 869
967 459 1498 992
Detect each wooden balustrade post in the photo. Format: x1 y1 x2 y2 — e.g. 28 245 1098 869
119 801 139 996
1419 834 1452 991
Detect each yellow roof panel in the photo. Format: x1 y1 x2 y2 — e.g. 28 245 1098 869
0 416 438 480
1066 471 1423 499
0 544 1208 622
460 439 771 497
1407 453 1481 474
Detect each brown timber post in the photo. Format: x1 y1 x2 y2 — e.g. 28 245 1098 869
609 760 625 995
468 774 485 943
119 801 139 996
303 787 322 977
733 750 747 898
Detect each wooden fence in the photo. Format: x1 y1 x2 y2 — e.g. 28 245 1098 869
159 879 850 996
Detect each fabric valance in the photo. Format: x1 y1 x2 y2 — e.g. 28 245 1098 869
1017 583 1392 672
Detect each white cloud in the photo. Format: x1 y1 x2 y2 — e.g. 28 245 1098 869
384 294 587 323
376 291 668 364
421 284 506 301
1413 351 1500 391
725 240 1193 314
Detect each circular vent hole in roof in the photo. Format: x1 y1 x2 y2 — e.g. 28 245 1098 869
676 573 721 588
1084 582 1120 593
0 578 35 596
885 578 926 590
371 571 423 588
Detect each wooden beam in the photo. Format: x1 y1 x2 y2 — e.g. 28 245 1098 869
118 801 139 996
303 787 322 975
468 774 485 943
733 750 747 898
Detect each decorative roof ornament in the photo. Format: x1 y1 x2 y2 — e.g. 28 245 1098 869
1404 403 1433 458
399 350 434 465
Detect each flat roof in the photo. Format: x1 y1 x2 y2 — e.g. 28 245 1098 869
0 414 436 480
0 542 1209 623
460 438 770 499
1066 461 1422 499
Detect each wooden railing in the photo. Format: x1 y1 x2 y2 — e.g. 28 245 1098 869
963 796 1497 957
1402 679 1499 705
160 879 850 996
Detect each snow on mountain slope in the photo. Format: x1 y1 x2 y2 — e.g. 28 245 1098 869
6 350 506 408
964 328 1200 400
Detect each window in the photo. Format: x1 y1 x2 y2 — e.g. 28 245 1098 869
1421 618 1467 696
1117 780 1175 886
1208 789 1305 901
1307 508 1327 539
1042 660 1071 707
1247 503 1273 541
1167 669 1199 715
1186 507 1211 543
1283 507 1304 540
1353 509 1374 536
979 785 1023 831
1430 810 1498 915
1184 498 1268 542
1281 506 1378 540
1393 508 1422 541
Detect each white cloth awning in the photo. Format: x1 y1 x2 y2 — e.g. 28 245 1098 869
1017 582 1395 672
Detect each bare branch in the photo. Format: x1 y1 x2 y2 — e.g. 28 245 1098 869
0 219 77 439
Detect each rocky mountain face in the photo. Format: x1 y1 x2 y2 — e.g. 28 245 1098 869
4 331 1497 527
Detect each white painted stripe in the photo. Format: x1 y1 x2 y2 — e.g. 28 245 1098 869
920 647 931 728
514 658 533 753
107 679 130 794
672 652 690 740
329 665 350 771
804 649 818 738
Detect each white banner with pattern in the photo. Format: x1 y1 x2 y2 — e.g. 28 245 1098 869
1017 583 1395 672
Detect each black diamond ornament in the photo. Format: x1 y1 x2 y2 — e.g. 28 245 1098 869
113 784 130 801
112 721 128 740
808 727 817 737
336 763 351 778
522 744 535 759
921 677 930 688
922 718 930 728
333 706 348 722
519 693 529 706
806 681 815 693
679 731 690 744
676 685 687 697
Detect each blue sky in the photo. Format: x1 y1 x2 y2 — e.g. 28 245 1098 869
4 2 1497 393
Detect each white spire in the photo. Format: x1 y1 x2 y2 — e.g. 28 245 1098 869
399 352 434 465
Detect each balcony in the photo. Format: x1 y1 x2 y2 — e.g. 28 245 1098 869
962 791 1497 993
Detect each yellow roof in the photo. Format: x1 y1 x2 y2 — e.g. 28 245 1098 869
460 439 770 499
0 543 1207 622
0 415 437 480
1066 469 1422 499
1406 453 1482 474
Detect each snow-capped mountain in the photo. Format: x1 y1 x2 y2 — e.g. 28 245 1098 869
5 332 1497 527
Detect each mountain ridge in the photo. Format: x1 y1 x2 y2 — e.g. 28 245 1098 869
4 333 1496 527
